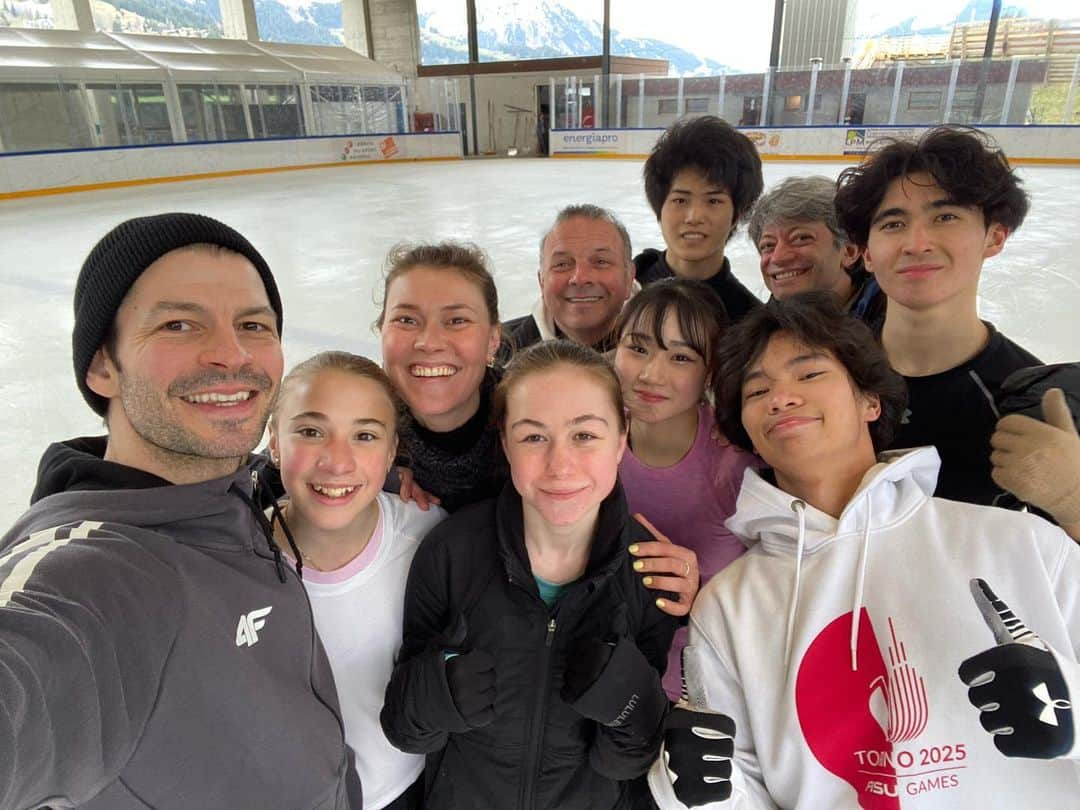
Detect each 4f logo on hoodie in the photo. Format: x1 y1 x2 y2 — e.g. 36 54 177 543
236 606 273 647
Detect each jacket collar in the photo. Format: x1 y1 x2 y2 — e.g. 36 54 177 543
725 446 940 556
494 481 631 591
8 438 266 554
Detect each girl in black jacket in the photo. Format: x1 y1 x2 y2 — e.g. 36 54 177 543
382 340 679 810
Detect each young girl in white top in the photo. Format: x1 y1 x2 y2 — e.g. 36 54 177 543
268 351 447 810
613 279 758 700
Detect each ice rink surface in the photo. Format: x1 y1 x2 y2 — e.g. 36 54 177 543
2 157 1078 525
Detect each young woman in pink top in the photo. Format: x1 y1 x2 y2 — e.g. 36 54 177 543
613 279 758 699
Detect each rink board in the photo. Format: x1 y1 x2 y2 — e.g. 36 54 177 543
549 126 1080 165
0 131 464 199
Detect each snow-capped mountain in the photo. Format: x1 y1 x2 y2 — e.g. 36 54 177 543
866 0 1032 38
421 0 733 76
1 0 731 75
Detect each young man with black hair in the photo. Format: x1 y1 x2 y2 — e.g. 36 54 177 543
748 175 885 330
834 126 1080 524
649 293 1080 809
636 116 764 323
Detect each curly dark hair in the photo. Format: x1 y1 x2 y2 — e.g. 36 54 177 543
835 126 1029 248
712 291 907 454
643 116 764 239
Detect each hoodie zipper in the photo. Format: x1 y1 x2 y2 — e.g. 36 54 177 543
518 614 557 810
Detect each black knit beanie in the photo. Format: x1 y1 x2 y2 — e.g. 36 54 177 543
73 212 284 416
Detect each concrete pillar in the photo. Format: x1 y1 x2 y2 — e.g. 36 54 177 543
51 0 94 32
342 0 371 57
162 77 186 143
220 0 260 41
368 0 420 77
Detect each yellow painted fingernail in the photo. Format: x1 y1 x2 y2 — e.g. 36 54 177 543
656 598 667 609
633 560 644 571
628 544 639 554
643 576 653 586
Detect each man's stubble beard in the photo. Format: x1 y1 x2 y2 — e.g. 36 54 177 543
117 367 276 464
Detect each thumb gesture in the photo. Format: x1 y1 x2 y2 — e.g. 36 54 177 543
991 388 1080 525
957 578 1073 759
1043 388 1080 436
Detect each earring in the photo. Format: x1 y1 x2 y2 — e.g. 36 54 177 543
487 355 496 368
269 452 279 466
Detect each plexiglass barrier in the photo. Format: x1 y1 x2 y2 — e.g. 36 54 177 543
411 55 1079 156
2 55 1076 156
0 76 408 154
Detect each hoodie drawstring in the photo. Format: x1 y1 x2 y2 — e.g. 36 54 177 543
849 496 873 671
784 499 807 669
230 472 301 584
784 496 875 672
269 498 304 581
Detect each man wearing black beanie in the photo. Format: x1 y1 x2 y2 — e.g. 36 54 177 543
0 213 362 809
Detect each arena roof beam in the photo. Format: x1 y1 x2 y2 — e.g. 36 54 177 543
49 0 93 33
220 0 260 41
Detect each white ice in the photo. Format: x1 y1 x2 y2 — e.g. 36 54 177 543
1 158 1077 525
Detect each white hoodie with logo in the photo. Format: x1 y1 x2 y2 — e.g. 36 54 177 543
650 447 1080 809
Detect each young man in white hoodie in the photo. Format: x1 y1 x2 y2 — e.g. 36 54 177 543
649 292 1080 808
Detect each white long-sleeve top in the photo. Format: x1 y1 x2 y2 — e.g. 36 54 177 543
651 447 1080 809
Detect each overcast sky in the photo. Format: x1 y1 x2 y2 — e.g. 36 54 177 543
424 0 1078 72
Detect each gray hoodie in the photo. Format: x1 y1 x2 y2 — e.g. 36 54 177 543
0 438 361 809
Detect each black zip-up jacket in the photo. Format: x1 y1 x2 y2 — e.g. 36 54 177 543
381 482 677 810
633 249 761 324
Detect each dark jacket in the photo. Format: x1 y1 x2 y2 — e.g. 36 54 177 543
633 249 761 323
500 312 545 362
498 311 619 365
0 437 360 810
381 483 677 810
997 362 1080 428
994 361 1080 515
892 325 1042 507
846 266 886 333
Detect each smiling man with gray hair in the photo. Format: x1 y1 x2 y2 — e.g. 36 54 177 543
748 175 885 329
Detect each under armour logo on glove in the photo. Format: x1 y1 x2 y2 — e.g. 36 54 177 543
958 578 1074 759
663 706 735 806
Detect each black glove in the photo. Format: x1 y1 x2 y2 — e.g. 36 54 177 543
562 634 663 729
445 650 497 729
958 578 1074 759
561 637 616 704
664 706 736 807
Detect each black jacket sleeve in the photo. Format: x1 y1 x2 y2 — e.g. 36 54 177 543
381 530 472 754
0 526 182 809
575 587 677 781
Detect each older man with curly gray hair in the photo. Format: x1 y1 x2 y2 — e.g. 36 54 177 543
748 175 884 328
